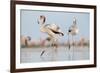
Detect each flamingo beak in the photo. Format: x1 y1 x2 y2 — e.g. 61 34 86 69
58 29 64 36
61 33 64 36
37 20 39 24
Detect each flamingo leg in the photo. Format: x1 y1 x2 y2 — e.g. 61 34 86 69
40 36 53 56
72 35 74 48
72 35 75 60
68 34 71 50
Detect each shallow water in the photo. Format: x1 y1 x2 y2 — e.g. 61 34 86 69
20 46 89 63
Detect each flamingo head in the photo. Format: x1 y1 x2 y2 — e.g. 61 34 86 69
38 15 46 24
73 16 77 25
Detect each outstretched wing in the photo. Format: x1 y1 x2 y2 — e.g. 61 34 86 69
44 24 64 36
47 24 60 31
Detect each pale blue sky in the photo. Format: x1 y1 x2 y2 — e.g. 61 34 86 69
21 9 90 41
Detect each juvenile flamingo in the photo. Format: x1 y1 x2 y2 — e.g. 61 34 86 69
68 17 79 49
38 15 64 56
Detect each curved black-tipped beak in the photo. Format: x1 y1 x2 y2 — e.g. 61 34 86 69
61 33 64 36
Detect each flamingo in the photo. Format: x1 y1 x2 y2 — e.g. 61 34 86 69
38 15 64 56
25 36 31 47
67 17 79 49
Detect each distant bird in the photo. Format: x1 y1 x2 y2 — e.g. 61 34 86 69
25 36 31 47
68 17 79 49
38 15 64 56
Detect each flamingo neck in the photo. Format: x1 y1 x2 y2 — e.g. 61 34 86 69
40 23 45 27
40 24 46 32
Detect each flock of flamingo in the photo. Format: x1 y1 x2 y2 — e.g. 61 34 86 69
38 15 79 56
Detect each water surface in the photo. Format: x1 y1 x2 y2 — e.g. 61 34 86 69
20 47 89 63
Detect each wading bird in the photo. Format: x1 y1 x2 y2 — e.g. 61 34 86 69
38 15 64 56
25 36 31 47
67 17 79 49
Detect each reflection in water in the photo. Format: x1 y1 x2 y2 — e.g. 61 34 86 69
40 47 58 62
67 49 71 60
40 56 46 61
20 47 89 63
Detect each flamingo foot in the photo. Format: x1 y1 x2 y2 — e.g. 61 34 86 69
40 50 45 56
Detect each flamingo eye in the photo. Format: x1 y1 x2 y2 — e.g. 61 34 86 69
40 16 45 19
